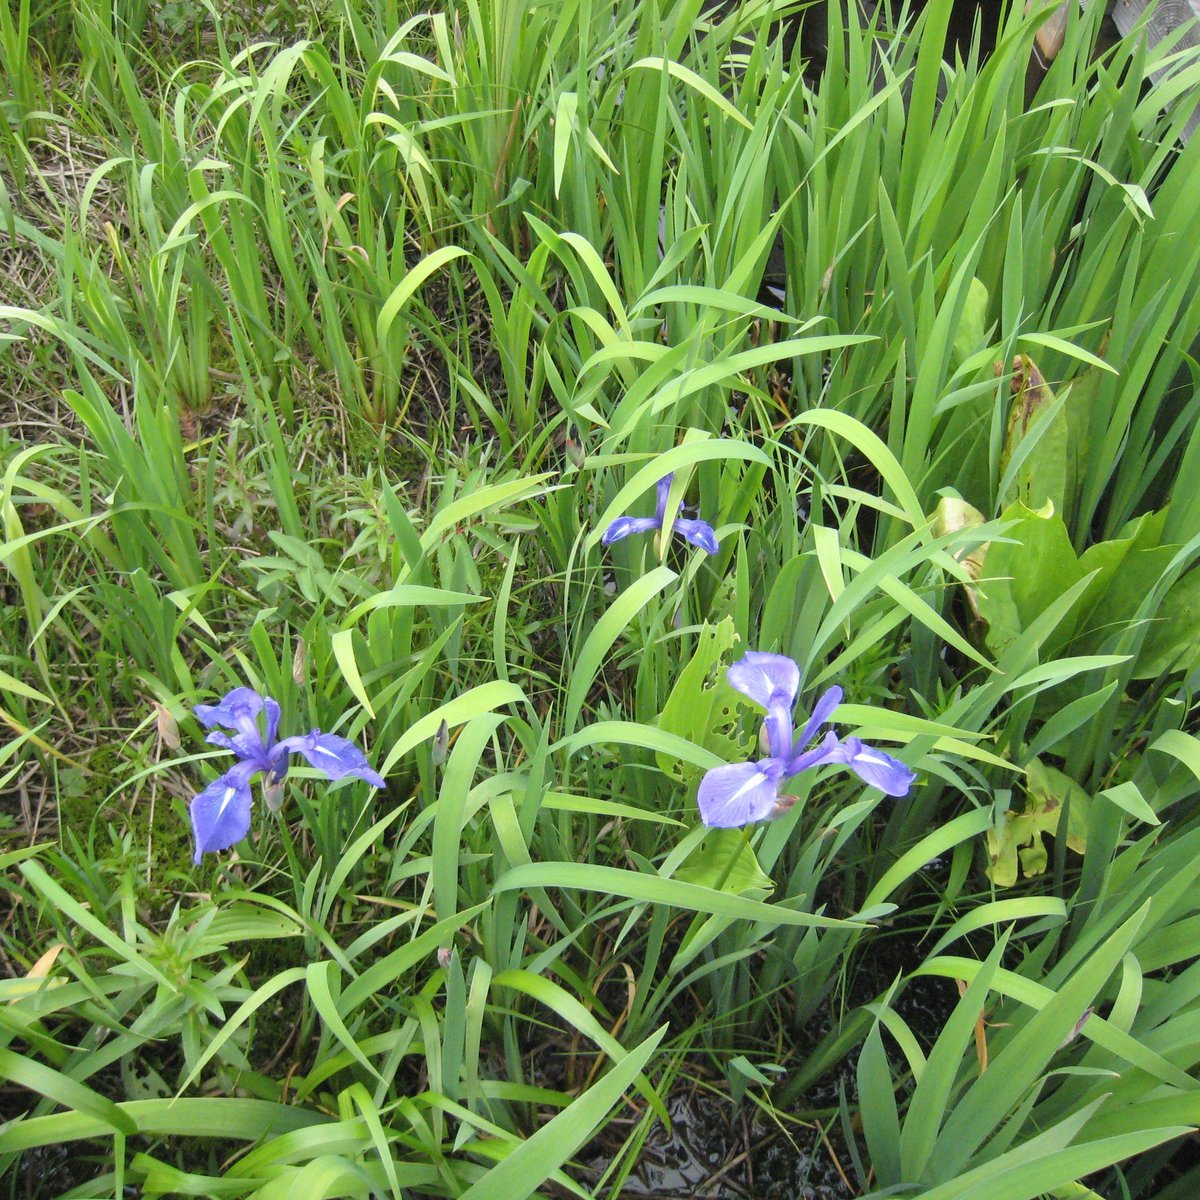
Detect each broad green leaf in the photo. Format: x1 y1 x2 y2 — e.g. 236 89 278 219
656 618 747 778
541 791 684 826
862 808 993 912
1073 509 1172 644
0 1098 322 1153
0 843 50 872
131 1153 253 1197
675 830 773 898
927 897 1067 959
554 720 723 771
331 629 374 718
918 1130 1184 1200
975 502 1082 656
433 714 506 923
341 585 484 627
249 1154 378 1198
0 1047 135 1135
787 409 924 528
421 474 555 549
0 669 51 706
729 1055 776 1086
553 91 578 198
859 1022 901 1186
1097 781 1160 826
234 1115 379 1171
1017 331 1118 374
630 284 796 322
1135 564 1200 677
1150 729 1200 784
951 277 990 367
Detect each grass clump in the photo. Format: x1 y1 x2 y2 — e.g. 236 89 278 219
4 0 1200 1196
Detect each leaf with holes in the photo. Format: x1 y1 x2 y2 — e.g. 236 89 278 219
656 618 748 781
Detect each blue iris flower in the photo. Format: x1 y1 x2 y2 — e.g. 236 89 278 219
188 686 385 864
697 651 915 828
601 473 719 555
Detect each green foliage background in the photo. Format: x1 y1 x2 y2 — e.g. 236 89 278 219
3 0 1200 1196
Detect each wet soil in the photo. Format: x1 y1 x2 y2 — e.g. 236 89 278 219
586 1088 852 1199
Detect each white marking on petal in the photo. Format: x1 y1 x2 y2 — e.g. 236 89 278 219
216 786 238 819
731 771 771 802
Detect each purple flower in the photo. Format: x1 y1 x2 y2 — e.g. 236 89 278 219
601 473 719 555
188 686 385 864
697 652 915 828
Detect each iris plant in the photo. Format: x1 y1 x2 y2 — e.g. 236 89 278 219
188 687 385 864
697 652 914 827
601 473 719 555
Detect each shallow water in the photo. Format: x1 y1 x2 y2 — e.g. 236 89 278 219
582 1089 853 1199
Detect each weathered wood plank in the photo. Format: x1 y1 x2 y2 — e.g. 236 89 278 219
1112 0 1200 140
1028 0 1200 140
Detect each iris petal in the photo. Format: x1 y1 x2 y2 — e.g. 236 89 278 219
600 516 659 545
264 696 281 747
189 762 256 864
194 687 265 731
187 683 385 866
673 518 720 555
654 473 675 522
602 473 723 558
697 761 783 828
274 731 386 787
759 704 791 761
792 685 843 755
786 730 842 776
207 729 270 766
727 652 801 712
827 736 915 796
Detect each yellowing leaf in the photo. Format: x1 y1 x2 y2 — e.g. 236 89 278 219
998 354 1069 516
931 495 987 618
27 943 63 981
987 759 1090 886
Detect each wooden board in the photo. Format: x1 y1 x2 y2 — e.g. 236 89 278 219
1111 0 1200 140
1027 0 1200 140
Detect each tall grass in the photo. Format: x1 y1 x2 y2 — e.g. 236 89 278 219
3 0 1200 1195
